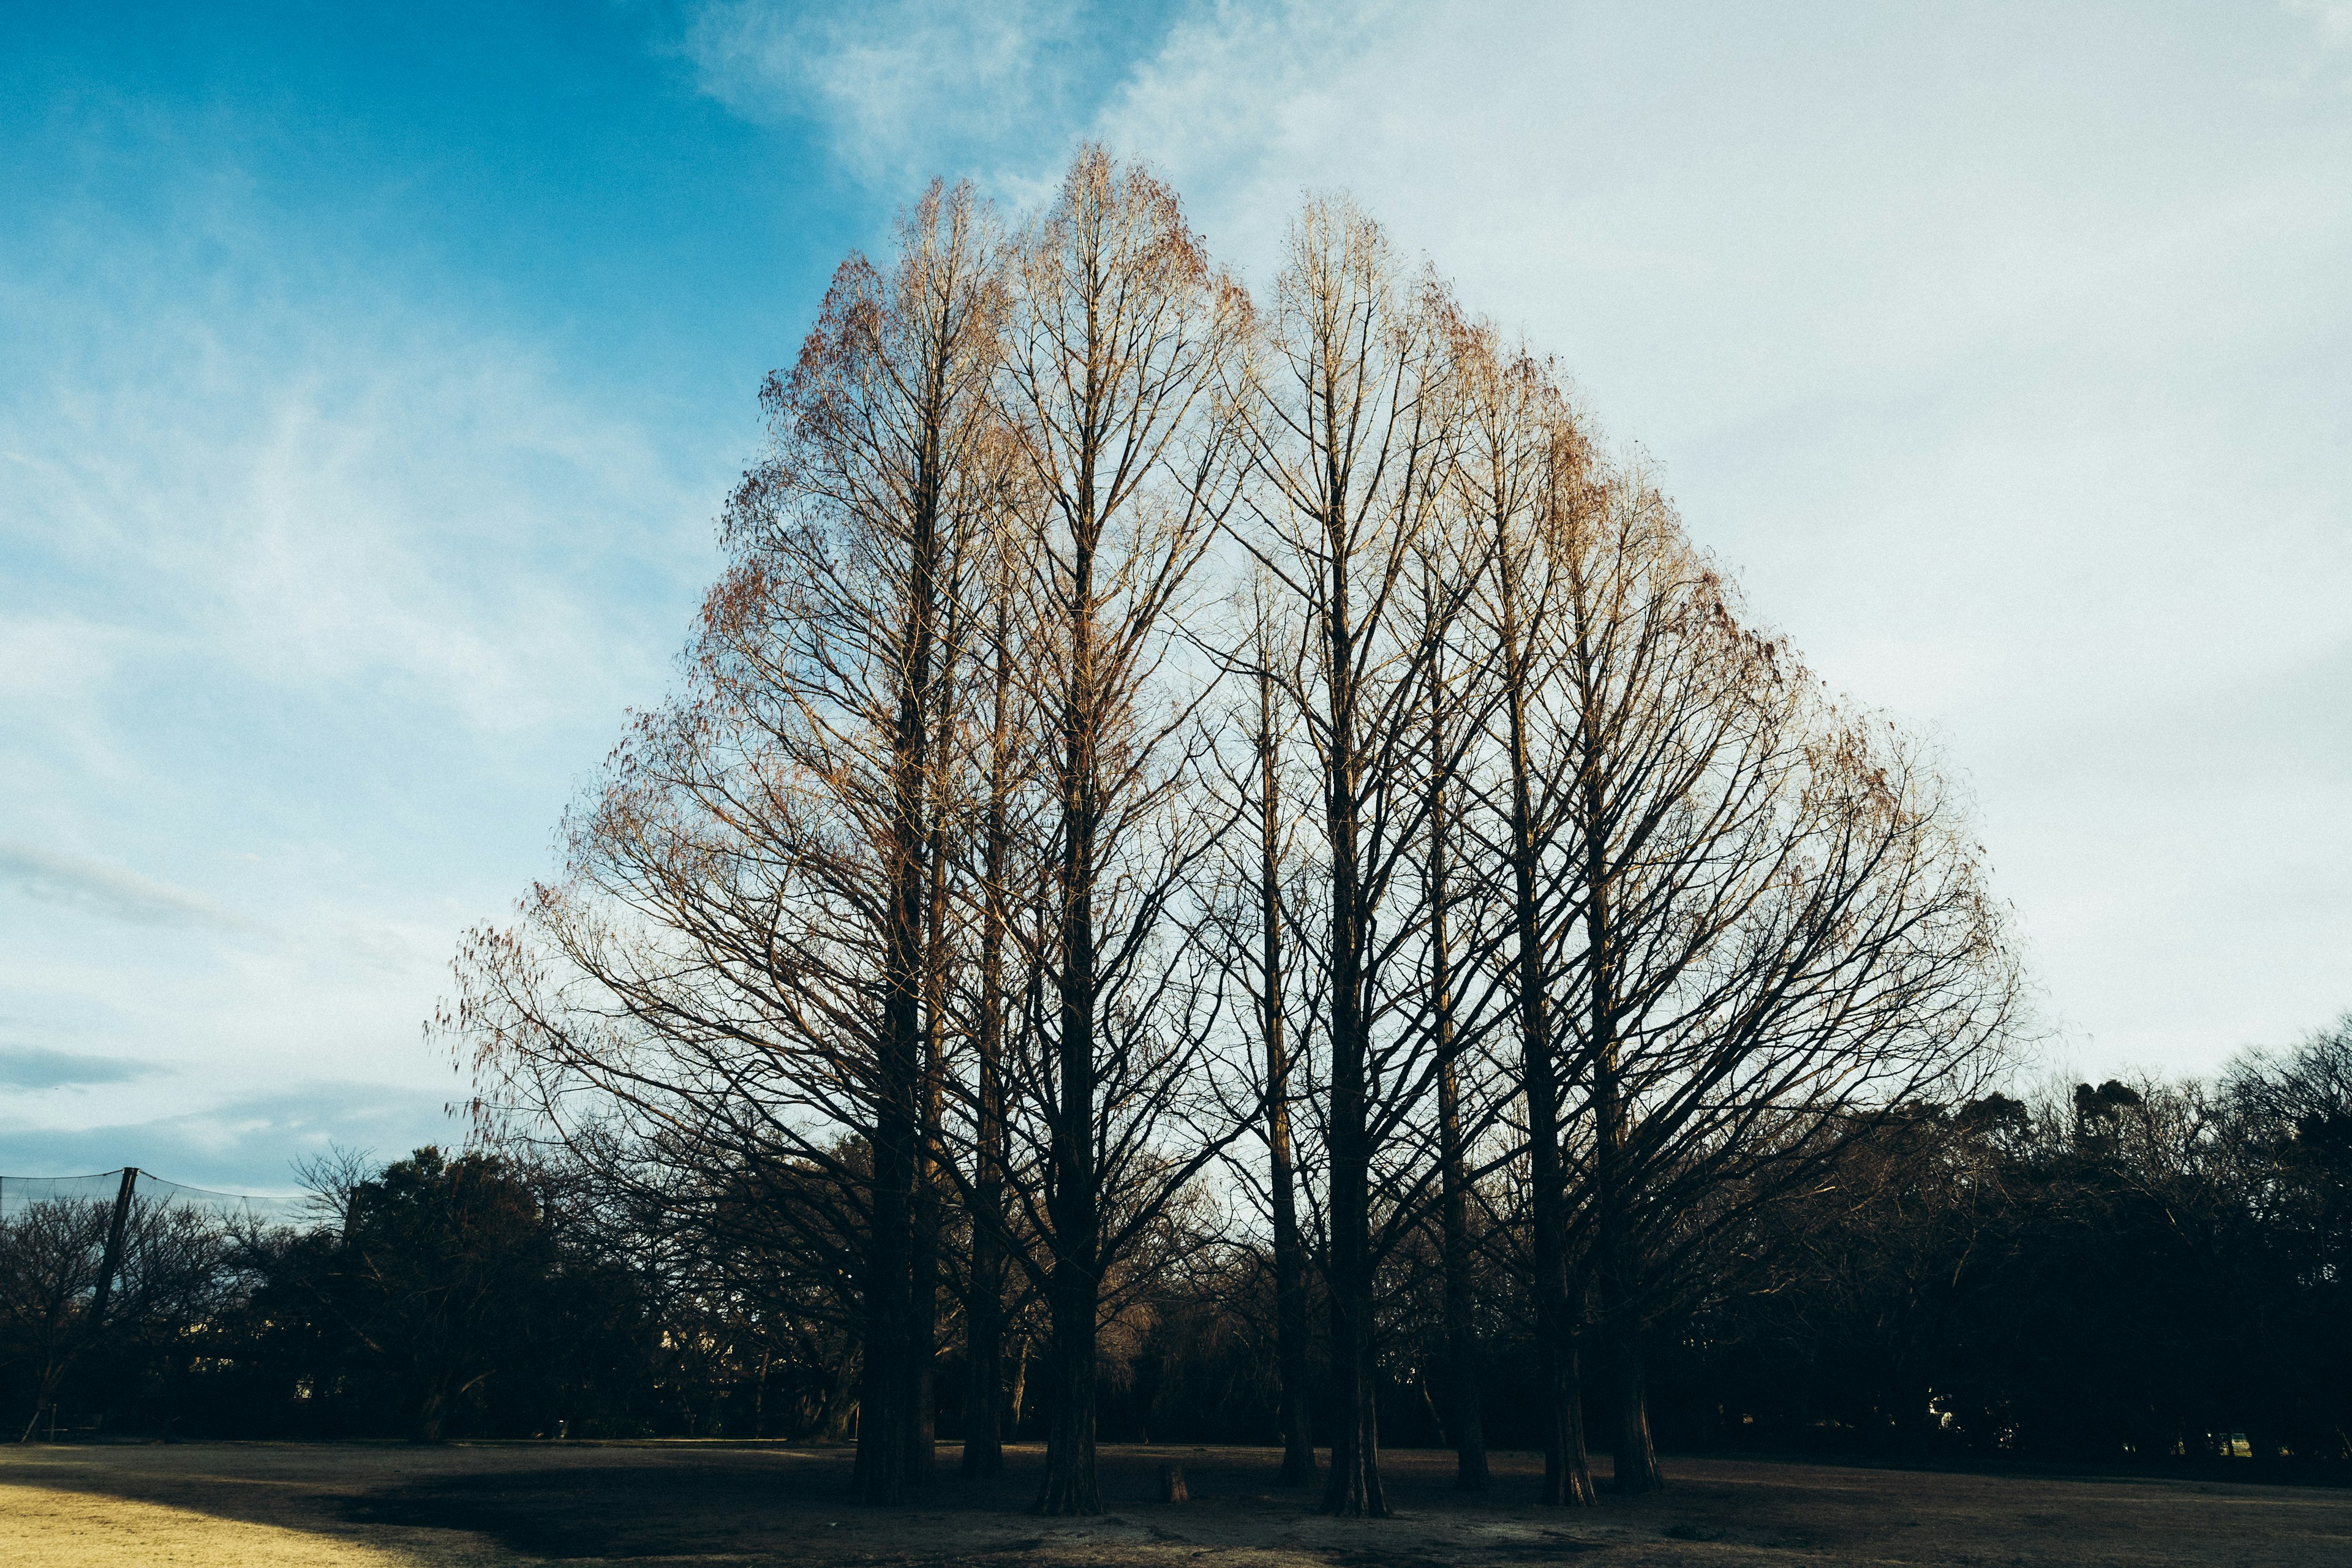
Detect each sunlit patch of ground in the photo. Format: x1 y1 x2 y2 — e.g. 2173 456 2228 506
0 1441 2346 1567
0 1477 454 1568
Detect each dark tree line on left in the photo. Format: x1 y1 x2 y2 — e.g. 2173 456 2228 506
1 1145 973 1444
0 1150 640 1442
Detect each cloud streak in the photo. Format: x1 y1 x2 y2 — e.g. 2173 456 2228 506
685 0 1078 178
0 1045 160 1091
0 842 249 930
7 294 704 743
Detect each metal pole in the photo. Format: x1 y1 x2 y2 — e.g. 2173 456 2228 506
89 1167 138 1325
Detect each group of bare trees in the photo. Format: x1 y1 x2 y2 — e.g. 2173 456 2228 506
447 149 2018 1518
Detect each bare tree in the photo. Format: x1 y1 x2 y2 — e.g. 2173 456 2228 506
1415 543 1490 1492
1197 575 1322 1488
1452 323 1600 1505
440 160 2023 1517
0 1197 108 1439
1236 194 1463 1516
958 574 1025 1477
1468 410 2019 1495
1254 654 1320 1488
447 181 1005 1505
992 146 1250 1516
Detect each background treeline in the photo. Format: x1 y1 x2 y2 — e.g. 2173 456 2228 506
6 1031 2347 1468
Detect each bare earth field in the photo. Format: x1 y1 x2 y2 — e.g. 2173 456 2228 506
1 1441 2344 1568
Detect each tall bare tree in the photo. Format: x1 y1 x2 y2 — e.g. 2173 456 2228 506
959 574 1024 1477
1461 394 2019 1496
1199 576 1321 1488
1256 660 1320 1488
443 160 2023 1521
1237 195 1463 1516
1415 544 1490 1492
1452 324 1601 1506
447 182 1005 1506
992 146 1250 1516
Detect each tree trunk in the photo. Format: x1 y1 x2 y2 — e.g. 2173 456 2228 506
1035 526 1102 1518
854 1098 913 1502
1436 996 1488 1491
960 951 1007 1479
1319 566 1386 1519
964 598 1014 1479
1585 733 1660 1497
819 1354 859 1442
1501 553 1596 1507
856 437 944 1504
1428 646 1488 1492
1593 1128 1660 1494
1007 1336 1028 1440
1326 1142 1373 1523
412 1378 451 1444
1272 1177 1318 1486
1035 1264 1100 1513
1260 668 1317 1487
907 1100 940 1483
908 780 958 1486
962 1280 1003 1474
24 1349 67 1445
960 1028 1008 1476
1602 1314 1659 1493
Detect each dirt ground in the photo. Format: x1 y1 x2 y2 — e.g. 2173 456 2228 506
1 1441 2345 1568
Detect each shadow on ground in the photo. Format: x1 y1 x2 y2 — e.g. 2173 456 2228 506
3 1441 2349 1567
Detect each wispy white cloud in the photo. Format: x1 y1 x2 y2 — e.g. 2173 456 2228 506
7 306 703 741
0 889 470 1149
0 841 250 930
0 612 128 707
0 161 728 1133
1091 0 1408 256
682 0 1096 184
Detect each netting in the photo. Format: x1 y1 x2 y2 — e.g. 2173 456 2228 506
1 1170 325 1440
0 1169 314 1226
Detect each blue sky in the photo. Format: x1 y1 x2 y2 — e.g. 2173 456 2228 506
4 1 2349 1190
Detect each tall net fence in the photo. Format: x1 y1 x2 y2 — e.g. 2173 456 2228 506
0 1168 317 1226
1 1170 323 1440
